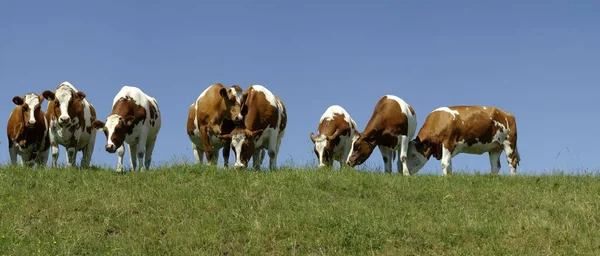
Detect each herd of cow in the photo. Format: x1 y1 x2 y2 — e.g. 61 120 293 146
7 81 521 175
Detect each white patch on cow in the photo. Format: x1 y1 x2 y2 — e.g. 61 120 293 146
23 93 40 124
320 105 351 123
231 88 243 104
250 85 277 107
441 146 453 175
55 85 74 121
314 134 328 167
483 106 487 109
433 107 460 119
197 85 211 102
454 121 508 155
104 114 121 147
385 95 417 139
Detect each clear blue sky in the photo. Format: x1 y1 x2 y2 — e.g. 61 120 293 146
2 0 599 175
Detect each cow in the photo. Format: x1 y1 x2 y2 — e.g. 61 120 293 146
405 106 521 176
6 92 50 167
309 105 359 168
218 85 287 170
42 81 97 168
92 86 162 172
186 83 243 167
346 95 417 175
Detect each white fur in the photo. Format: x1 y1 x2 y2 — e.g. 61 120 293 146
250 85 277 107
104 86 162 172
433 107 460 119
381 95 417 175
7 95 50 167
23 93 40 125
47 82 96 168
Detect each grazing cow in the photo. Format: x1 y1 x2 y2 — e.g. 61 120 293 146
218 85 287 170
309 105 359 168
346 95 417 175
93 86 162 172
6 93 50 167
186 83 243 167
42 82 97 168
406 106 520 176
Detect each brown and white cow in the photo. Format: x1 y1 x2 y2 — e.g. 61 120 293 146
42 81 97 168
92 86 162 172
186 83 243 167
6 92 50 167
310 105 359 168
406 106 521 176
218 85 287 170
346 95 417 175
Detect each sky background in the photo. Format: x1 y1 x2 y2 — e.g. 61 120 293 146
1 0 599 175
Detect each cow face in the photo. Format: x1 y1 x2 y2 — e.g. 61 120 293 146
92 114 135 153
12 93 44 128
219 128 264 168
310 129 341 168
42 86 87 127
405 139 429 173
219 87 243 123
346 134 376 167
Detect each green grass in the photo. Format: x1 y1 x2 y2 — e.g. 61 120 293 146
1 165 600 255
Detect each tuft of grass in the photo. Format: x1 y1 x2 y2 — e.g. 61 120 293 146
1 165 600 255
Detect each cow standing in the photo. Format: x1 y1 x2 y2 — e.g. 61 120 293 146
218 85 287 170
42 82 97 168
93 86 162 172
186 83 243 167
346 95 417 175
6 93 50 167
310 105 359 168
406 106 521 176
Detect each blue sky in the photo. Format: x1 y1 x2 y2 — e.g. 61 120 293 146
1 0 599 175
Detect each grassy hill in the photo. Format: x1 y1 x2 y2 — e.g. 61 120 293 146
1 165 599 255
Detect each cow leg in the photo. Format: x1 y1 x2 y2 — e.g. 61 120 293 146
268 134 280 171
503 141 519 176
192 142 204 164
66 147 77 168
80 134 96 169
488 149 502 175
378 145 393 173
252 150 263 170
211 148 220 167
222 142 230 168
144 138 157 170
441 146 453 176
128 144 138 171
200 127 216 165
51 142 59 168
35 148 49 168
398 135 411 176
9 144 18 166
116 145 125 173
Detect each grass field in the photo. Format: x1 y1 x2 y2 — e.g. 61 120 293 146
1 165 600 255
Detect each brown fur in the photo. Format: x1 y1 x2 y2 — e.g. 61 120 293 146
186 83 242 164
413 106 520 167
42 87 96 148
310 113 354 165
347 96 410 166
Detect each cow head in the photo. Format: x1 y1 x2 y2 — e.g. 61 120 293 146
42 85 87 127
310 129 342 168
12 93 44 129
219 128 264 168
219 86 243 123
405 137 431 173
92 114 135 153
346 133 376 167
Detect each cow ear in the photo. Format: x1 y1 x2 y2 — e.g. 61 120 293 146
310 132 317 143
218 134 232 141
12 96 24 105
42 90 55 101
92 120 105 131
76 91 86 99
219 87 228 99
125 115 136 127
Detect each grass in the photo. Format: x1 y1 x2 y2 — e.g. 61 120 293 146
1 164 600 255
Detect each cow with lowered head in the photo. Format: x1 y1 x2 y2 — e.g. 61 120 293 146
42 81 97 168
93 86 162 173
310 105 359 168
346 95 417 175
218 85 287 170
6 92 50 167
186 83 243 167
405 106 521 176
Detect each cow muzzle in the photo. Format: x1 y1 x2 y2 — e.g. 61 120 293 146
58 116 70 125
26 120 36 128
234 162 246 169
105 144 117 153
